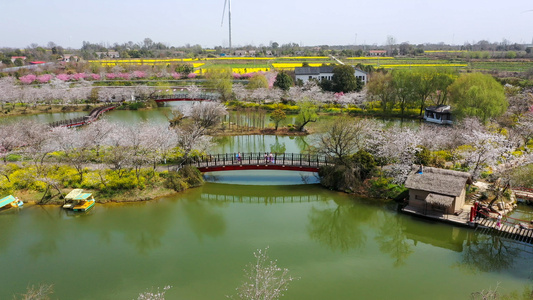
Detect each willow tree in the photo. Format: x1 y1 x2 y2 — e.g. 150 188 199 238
366 72 395 112
206 67 233 101
295 99 318 132
448 73 507 123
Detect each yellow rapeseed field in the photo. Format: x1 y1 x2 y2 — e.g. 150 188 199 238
231 67 271 74
271 63 325 70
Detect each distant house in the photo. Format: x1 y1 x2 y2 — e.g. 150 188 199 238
404 166 472 215
424 105 452 125
265 50 273 56
95 51 120 59
294 66 368 84
235 50 247 57
11 56 27 63
368 50 387 56
248 50 256 56
59 54 78 62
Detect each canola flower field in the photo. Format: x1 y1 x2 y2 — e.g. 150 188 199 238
88 55 531 74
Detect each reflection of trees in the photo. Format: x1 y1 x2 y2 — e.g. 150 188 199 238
180 199 226 241
307 201 374 252
269 136 286 154
294 136 310 153
458 232 520 273
374 214 413 267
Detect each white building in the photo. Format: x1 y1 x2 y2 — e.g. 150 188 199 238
294 66 368 84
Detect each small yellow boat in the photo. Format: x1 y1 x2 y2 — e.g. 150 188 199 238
63 189 95 212
0 195 23 210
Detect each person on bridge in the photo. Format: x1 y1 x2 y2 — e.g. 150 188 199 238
496 214 502 230
236 152 241 163
269 152 274 164
264 153 268 163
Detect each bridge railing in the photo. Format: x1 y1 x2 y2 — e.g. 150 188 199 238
152 93 220 101
188 152 332 169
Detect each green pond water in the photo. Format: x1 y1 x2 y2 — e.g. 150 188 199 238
1 178 533 300
1 105 532 299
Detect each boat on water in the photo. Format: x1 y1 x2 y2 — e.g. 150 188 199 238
0 195 23 210
63 189 95 212
423 105 453 125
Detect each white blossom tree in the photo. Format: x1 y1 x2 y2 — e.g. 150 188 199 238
459 130 512 180
368 127 422 183
230 247 297 300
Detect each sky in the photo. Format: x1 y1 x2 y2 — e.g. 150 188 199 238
1 0 532 49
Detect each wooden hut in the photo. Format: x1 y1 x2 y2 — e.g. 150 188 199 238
404 166 472 215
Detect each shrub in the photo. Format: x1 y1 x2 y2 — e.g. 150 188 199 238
367 177 406 199
163 171 188 192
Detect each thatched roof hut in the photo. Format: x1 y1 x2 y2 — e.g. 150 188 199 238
404 166 472 214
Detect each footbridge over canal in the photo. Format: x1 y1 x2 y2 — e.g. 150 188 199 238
188 152 332 173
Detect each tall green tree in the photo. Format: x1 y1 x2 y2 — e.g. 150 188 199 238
392 70 417 115
295 99 318 131
246 74 268 90
366 72 396 112
448 73 508 123
430 70 456 106
273 71 293 91
412 68 457 116
332 65 362 93
206 67 233 101
269 108 286 130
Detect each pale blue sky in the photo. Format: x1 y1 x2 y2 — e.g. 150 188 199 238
1 0 532 49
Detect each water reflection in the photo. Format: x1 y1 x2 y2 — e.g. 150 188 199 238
199 184 325 204
270 136 286 154
458 232 521 273
307 198 377 252
211 135 309 154
179 198 226 241
204 171 319 185
375 214 413 267
403 219 466 253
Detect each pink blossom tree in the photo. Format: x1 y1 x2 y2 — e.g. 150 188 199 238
37 74 53 83
171 72 181 80
20 74 36 84
56 74 70 81
133 71 146 79
187 73 197 79
119 73 131 80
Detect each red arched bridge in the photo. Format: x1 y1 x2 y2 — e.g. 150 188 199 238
188 152 332 172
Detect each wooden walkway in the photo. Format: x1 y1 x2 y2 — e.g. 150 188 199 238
49 104 117 128
513 187 533 203
402 205 533 244
189 152 332 173
475 218 533 244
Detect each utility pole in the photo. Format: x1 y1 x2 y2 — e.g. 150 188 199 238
228 0 232 51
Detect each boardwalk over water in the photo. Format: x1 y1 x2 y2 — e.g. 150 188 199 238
189 152 332 172
403 204 533 245
513 187 533 203
49 104 117 128
475 217 533 244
